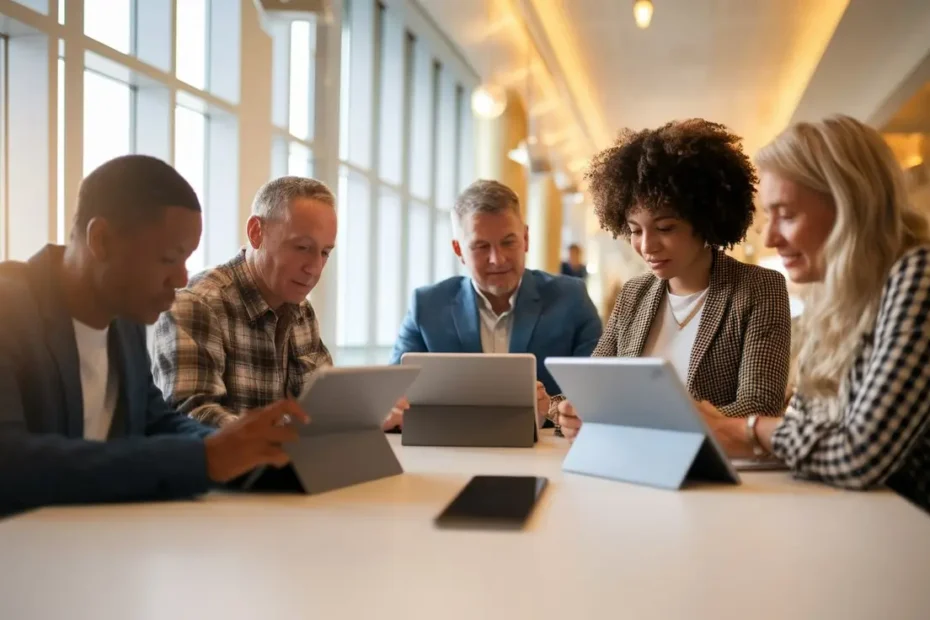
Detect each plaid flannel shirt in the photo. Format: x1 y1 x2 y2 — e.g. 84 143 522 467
152 250 332 426
772 246 930 513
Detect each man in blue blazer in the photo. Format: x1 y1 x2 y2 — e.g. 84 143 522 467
390 180 602 424
0 155 306 516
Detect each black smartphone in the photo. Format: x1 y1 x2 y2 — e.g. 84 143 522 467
435 475 548 530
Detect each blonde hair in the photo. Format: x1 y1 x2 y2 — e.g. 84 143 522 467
755 115 930 403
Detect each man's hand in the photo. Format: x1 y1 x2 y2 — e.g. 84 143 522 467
557 399 582 441
203 399 309 483
382 396 408 431
535 382 550 426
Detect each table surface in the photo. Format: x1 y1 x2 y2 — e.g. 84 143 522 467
2 433 930 620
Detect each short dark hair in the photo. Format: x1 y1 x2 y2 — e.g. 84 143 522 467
73 154 201 238
585 119 758 249
568 243 581 252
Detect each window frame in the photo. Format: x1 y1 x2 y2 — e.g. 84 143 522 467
0 0 478 364
0 0 243 268
270 16 319 181
332 0 478 363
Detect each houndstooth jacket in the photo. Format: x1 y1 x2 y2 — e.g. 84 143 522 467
550 250 791 419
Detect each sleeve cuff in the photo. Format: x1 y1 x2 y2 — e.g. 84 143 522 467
190 404 238 428
156 436 211 498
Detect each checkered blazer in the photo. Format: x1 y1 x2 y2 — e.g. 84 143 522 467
772 246 930 513
152 250 332 426
550 250 791 419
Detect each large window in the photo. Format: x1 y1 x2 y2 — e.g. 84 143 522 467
271 18 318 179
288 20 314 141
337 167 372 347
334 0 476 363
82 69 132 176
288 141 314 178
0 0 474 361
408 38 435 201
56 57 65 243
0 36 6 259
406 200 431 297
174 104 208 273
375 187 403 346
83 0 131 55
0 0 242 268
176 0 208 90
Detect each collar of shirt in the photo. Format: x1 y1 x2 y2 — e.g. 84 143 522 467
471 276 522 318
230 248 312 325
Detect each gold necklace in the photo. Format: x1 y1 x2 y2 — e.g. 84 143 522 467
669 288 708 331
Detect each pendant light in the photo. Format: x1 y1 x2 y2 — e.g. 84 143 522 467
633 0 653 29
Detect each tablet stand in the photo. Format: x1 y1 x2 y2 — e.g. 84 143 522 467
402 405 537 448
561 424 737 490
249 429 403 495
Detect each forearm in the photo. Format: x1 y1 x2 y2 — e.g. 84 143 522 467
711 414 782 459
769 414 901 490
148 410 216 437
0 433 209 515
756 417 780 454
717 393 786 418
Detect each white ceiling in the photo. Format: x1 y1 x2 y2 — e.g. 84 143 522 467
420 0 930 162
549 0 849 155
791 0 930 129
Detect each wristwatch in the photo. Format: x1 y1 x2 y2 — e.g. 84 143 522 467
745 415 766 457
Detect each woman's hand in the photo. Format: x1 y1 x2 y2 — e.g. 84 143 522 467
557 400 583 441
695 401 752 458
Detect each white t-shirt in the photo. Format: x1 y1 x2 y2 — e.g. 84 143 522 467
73 320 118 441
641 288 708 385
472 280 520 354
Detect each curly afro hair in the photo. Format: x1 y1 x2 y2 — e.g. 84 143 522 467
585 119 758 249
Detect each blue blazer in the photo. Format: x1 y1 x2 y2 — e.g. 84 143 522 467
389 269 603 394
0 246 214 516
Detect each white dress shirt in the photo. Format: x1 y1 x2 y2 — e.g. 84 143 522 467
472 279 521 353
73 319 118 440
641 288 708 385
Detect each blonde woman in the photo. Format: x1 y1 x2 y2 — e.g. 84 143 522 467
701 115 930 513
555 120 792 437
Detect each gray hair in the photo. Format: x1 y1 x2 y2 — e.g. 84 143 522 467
452 179 521 236
251 176 335 220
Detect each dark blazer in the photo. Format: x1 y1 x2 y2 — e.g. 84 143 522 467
0 246 213 516
593 251 791 416
389 269 602 395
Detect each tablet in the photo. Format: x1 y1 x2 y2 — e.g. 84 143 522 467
295 365 422 435
544 357 740 489
399 353 538 447
242 365 421 494
400 352 537 408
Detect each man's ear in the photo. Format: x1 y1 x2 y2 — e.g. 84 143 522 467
452 239 464 264
246 215 263 250
85 217 112 262
523 224 529 252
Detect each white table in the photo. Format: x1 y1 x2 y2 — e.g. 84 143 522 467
2 433 930 620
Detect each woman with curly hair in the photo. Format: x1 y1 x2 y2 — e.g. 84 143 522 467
700 116 930 511
555 119 792 440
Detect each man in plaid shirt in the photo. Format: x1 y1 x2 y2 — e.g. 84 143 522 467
152 177 404 430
